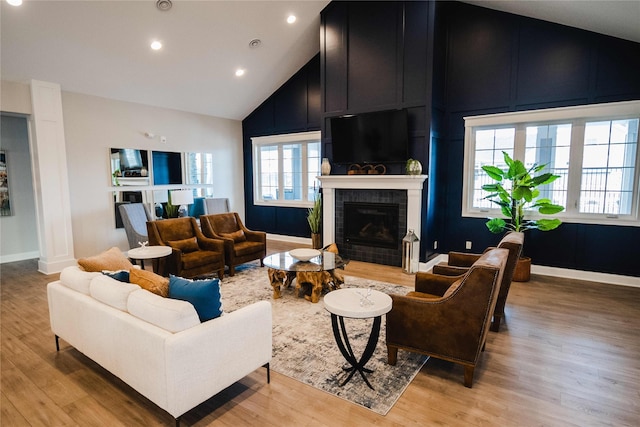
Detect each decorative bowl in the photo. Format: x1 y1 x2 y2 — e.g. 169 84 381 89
289 248 321 262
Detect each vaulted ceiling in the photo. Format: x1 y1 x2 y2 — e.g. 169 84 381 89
2 1 638 121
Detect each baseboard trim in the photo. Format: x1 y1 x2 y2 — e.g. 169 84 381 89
37 258 77 275
267 234 312 245
0 251 40 264
420 254 639 288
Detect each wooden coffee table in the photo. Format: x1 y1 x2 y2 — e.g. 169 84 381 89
263 251 348 303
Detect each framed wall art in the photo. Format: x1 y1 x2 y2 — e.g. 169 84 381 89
0 150 11 216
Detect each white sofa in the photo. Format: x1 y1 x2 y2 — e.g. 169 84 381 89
47 266 272 424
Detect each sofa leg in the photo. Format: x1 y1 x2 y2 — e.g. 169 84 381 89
264 362 270 383
218 269 224 280
463 365 474 388
387 345 398 365
229 265 235 277
55 335 60 351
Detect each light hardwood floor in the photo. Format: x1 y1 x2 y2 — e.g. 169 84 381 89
2 240 639 426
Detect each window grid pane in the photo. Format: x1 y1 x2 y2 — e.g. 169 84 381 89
307 142 321 201
525 124 571 208
580 119 638 215
472 128 515 209
260 146 279 200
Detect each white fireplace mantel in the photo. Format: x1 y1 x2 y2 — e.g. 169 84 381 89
318 175 428 247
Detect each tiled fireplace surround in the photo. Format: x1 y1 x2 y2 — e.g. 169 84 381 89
318 175 427 267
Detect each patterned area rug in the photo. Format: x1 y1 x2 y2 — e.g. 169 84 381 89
219 262 428 415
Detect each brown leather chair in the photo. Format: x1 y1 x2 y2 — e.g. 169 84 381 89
199 212 266 276
146 217 225 279
386 247 508 388
432 231 524 332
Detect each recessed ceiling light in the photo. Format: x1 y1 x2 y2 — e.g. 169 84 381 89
287 15 297 24
235 69 245 77
150 40 162 50
7 0 23 6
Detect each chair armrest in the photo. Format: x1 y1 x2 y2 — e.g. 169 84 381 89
447 251 481 267
432 264 469 276
244 229 266 243
414 272 459 296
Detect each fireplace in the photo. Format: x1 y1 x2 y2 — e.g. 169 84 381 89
319 175 427 267
344 202 399 249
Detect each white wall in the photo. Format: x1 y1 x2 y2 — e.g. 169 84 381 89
61 92 244 257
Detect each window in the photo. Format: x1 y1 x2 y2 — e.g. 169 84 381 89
463 101 640 226
252 131 321 207
185 152 214 198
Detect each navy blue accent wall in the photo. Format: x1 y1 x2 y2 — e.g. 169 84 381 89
242 1 640 276
242 54 321 237
438 2 640 276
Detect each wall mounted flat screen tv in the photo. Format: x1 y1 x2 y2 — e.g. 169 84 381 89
331 109 409 164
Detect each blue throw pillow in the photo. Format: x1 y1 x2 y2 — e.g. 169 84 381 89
168 275 223 322
102 270 130 283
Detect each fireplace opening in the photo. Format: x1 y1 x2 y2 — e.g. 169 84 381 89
344 202 399 249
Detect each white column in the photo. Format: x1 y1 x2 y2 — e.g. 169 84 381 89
322 187 335 246
30 80 76 274
406 188 423 238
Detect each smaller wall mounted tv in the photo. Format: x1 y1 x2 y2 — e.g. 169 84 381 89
331 109 409 164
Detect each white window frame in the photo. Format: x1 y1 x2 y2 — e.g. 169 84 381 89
463 100 640 227
252 130 321 208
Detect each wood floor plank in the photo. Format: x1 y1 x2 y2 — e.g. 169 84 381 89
2 243 639 426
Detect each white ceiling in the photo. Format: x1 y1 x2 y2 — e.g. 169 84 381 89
2 1 638 121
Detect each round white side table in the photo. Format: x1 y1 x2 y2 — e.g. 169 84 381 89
127 246 172 274
323 288 392 389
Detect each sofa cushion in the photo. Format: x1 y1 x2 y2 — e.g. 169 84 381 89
181 251 222 270
168 276 223 322
129 268 169 297
233 240 263 257
78 247 134 272
60 266 102 295
221 229 246 243
89 275 140 311
127 289 200 333
103 270 130 283
168 237 199 253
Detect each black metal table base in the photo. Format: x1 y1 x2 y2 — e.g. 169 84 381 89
330 313 381 390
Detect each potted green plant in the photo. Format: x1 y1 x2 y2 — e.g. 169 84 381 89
481 151 565 280
307 193 322 249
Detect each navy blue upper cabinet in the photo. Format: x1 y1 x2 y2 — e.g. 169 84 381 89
321 1 432 115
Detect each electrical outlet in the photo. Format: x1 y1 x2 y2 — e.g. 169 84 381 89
433 240 438 250
465 241 472 250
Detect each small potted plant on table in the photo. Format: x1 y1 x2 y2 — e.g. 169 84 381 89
307 193 322 249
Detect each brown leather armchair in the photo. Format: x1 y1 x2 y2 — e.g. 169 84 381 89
432 231 524 332
146 217 225 279
386 248 508 388
199 212 266 276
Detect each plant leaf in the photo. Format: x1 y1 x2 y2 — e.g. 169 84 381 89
486 218 506 233
482 166 504 181
536 218 562 231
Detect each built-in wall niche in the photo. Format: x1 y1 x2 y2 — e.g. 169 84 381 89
152 151 183 185
110 148 150 186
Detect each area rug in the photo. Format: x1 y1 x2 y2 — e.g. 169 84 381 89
218 262 428 415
